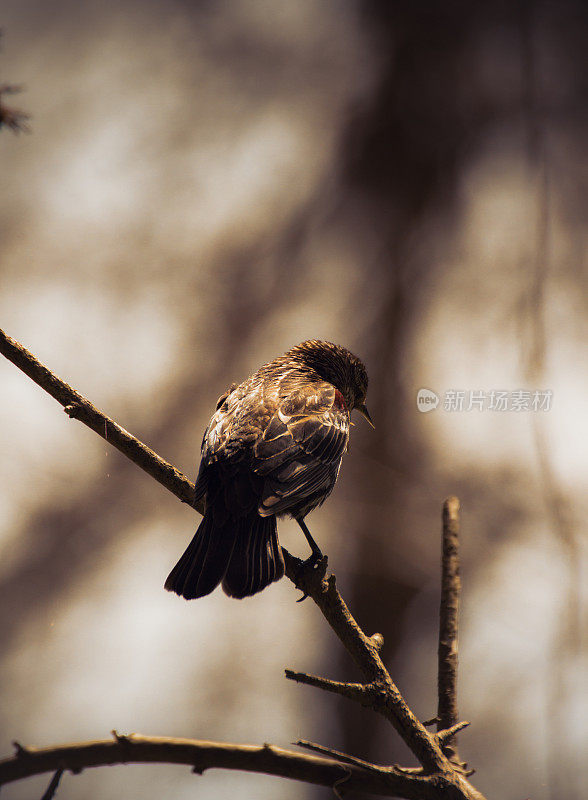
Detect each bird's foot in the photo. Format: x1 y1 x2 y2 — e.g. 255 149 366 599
295 552 328 602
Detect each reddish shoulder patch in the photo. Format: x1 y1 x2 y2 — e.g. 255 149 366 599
334 389 348 411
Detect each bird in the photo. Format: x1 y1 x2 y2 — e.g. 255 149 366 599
164 339 372 600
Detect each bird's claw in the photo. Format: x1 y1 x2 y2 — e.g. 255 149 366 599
293 552 327 602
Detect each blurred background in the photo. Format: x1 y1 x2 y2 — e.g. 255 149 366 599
1 1 586 798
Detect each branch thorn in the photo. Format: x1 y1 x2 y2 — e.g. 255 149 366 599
437 721 470 743
12 741 30 757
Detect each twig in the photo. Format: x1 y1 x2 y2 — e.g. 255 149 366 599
437 722 469 744
282 550 452 775
437 497 461 758
0 734 433 798
39 769 63 800
296 739 394 774
0 328 198 510
284 670 374 706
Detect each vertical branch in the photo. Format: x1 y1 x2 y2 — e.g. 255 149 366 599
39 769 63 800
437 496 461 759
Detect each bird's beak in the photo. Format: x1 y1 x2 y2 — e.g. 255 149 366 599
356 403 375 428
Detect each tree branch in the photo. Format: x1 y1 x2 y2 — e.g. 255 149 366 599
284 669 374 705
437 497 462 759
39 769 63 800
0 328 198 510
0 734 446 799
296 739 393 773
282 551 459 775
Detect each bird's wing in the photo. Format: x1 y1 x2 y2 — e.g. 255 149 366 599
251 382 349 516
193 380 266 512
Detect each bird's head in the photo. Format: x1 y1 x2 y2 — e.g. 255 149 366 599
287 340 373 426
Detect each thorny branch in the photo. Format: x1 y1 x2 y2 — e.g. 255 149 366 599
0 329 486 799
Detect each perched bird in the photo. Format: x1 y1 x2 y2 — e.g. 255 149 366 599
165 339 372 600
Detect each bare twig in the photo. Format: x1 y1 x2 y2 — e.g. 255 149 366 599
282 551 452 774
283 548 480 795
296 739 393 773
437 497 461 759
437 722 469 744
0 734 437 799
284 670 373 705
0 328 198 509
39 769 63 800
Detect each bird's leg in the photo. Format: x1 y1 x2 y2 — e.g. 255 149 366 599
296 518 323 563
294 518 325 602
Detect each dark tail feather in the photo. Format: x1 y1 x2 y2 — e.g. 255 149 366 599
222 513 284 599
165 512 237 599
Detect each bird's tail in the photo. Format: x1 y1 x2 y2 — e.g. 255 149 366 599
164 510 236 600
222 512 284 599
164 510 284 600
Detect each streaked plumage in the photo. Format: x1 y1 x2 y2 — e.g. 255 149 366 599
165 340 371 600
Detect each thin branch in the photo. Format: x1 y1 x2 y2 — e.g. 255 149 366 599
437 497 461 758
0 328 198 510
39 769 63 800
296 739 394 773
0 734 440 799
284 670 373 705
437 722 469 744
282 550 452 775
